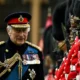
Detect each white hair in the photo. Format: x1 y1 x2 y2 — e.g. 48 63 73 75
7 25 12 31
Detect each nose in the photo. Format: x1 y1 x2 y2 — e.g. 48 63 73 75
19 31 24 36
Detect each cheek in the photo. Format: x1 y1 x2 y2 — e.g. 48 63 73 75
10 32 17 38
25 31 28 36
24 32 28 38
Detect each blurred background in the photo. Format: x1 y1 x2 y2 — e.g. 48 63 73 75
0 0 64 45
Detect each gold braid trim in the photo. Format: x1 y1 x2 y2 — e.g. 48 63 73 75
0 41 5 45
25 41 41 51
0 52 22 77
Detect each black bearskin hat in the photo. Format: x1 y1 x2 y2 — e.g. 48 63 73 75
52 1 67 41
52 0 74 41
65 0 75 32
73 0 80 18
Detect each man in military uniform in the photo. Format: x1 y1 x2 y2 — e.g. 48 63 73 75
0 12 44 80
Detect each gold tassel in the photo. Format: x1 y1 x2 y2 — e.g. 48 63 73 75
18 52 22 80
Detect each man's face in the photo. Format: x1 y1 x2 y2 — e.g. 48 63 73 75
7 27 29 45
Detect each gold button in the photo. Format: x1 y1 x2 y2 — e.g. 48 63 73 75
8 69 11 72
28 69 31 72
5 49 9 52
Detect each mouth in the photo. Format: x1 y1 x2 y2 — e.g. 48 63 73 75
17 37 24 41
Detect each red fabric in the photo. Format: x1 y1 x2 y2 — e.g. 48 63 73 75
76 63 80 72
71 57 78 65
45 16 52 29
78 51 80 61
68 71 77 80
8 18 28 24
64 63 70 74
54 36 80 79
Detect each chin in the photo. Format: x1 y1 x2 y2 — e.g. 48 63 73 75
16 41 25 46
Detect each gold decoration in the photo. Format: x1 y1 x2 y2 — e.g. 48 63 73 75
0 41 5 45
11 24 30 28
70 15 80 28
18 53 22 80
28 69 36 80
25 41 41 51
18 15 24 22
5 49 9 52
8 69 11 72
58 40 66 49
0 52 22 77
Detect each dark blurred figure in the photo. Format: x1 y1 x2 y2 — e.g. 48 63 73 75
43 4 66 77
51 0 74 71
51 0 79 69
51 1 67 69
43 1 68 77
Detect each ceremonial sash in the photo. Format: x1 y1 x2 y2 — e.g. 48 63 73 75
6 46 38 80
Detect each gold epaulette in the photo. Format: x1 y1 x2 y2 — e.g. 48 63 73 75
25 41 41 51
0 41 5 45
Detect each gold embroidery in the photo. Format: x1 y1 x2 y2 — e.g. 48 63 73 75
25 41 41 51
0 52 22 77
0 41 5 45
18 15 24 22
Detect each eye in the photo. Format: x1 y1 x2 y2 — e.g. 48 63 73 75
13 27 30 32
13 28 22 32
16 29 21 32
22 27 30 32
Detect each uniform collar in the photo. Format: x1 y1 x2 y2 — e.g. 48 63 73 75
7 38 26 50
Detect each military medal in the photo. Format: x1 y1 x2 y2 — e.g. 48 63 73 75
28 69 36 80
22 54 40 65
